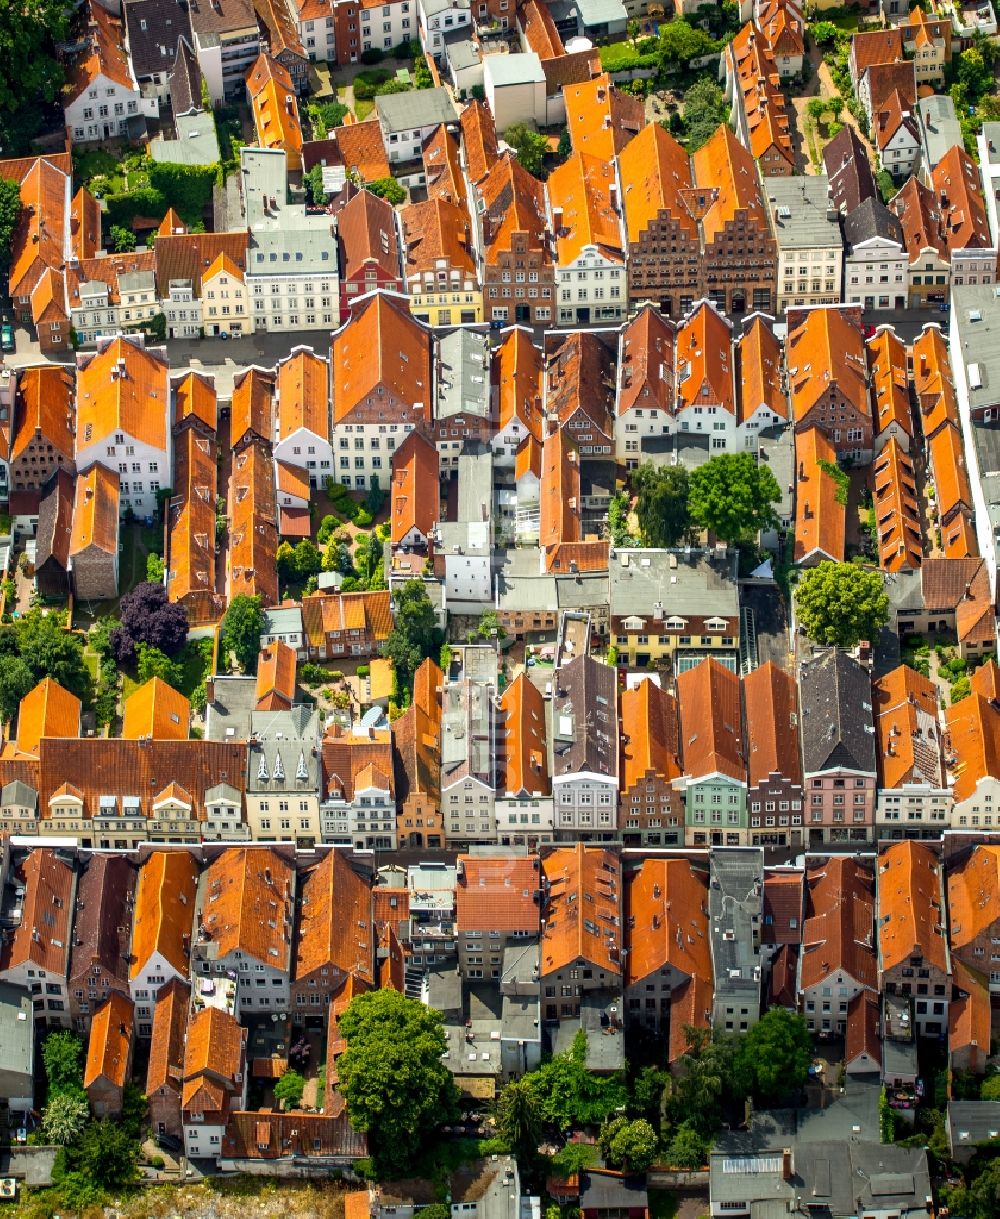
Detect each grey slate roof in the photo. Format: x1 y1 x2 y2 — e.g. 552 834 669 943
551 654 618 781
0 983 33 1087
766 175 841 251
0 781 37 809
247 706 321 793
823 124 877 215
436 329 490 422
169 37 204 117
797 649 877 776
125 0 192 79
843 196 904 250
948 1101 1000 1151
376 87 458 133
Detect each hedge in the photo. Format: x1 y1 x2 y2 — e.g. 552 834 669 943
599 42 660 72
104 163 216 230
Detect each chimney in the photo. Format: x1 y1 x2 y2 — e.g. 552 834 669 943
782 1149 793 1181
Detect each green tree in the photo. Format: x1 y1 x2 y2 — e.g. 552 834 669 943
136 642 183 688
665 1121 708 1169
41 1090 89 1146
947 1159 1000 1219
526 1029 627 1131
876 168 896 204
667 1029 752 1138
951 675 972 704
419 1207 451 1219
146 552 165 582
980 1073 1000 1101
0 654 34 723
383 579 443 689
680 76 727 150
2 611 91 701
305 163 328 206
109 224 136 253
503 123 548 177
367 177 406 204
476 609 507 641
64 1119 140 1191
959 46 992 99
549 1141 598 1177
277 540 296 584
632 464 691 547
556 128 572 162
293 538 322 579
688 452 780 544
810 19 839 44
0 178 22 267
337 989 459 1177
659 17 715 63
599 1116 659 1172
0 0 68 154
739 1009 811 1106
42 1031 83 1094
629 1064 668 1124
495 1077 542 1164
274 1068 306 1108
607 490 632 546
794 561 890 648
221 594 265 673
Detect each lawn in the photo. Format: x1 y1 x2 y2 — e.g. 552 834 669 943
354 97 375 120
119 524 161 595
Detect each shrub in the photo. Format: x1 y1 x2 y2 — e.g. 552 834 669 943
150 1155 165 1170
300 662 327 685
360 47 385 63
352 68 393 99
357 664 370 678
354 507 374 528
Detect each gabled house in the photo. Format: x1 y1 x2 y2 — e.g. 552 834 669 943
130 850 199 1036
726 23 794 177
10 366 74 492
64 0 157 143
274 346 331 486
874 664 948 836
872 438 923 572
676 657 746 848
794 426 845 566
146 976 190 1139
229 441 278 607
877 840 950 1037
869 326 912 454
181 1006 247 1162
744 662 803 849
0 849 77 1026
495 672 552 847
550 656 619 840
788 306 872 462
167 426 222 626
84 992 134 1117
392 657 445 849
798 857 876 1035
618 678 683 848
336 185 403 318
67 854 136 1031
948 845 1000 992
291 848 374 1011
34 470 75 599
321 724 396 849
14 677 81 760
389 430 438 571
68 465 120 604
945 662 1000 826
476 152 554 326
614 306 674 466
797 649 878 845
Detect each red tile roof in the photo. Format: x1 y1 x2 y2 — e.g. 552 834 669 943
455 854 540 935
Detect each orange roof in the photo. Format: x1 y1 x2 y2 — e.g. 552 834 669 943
498 672 549 797
891 175 946 263
10 158 69 305
845 991 881 1068
65 1 135 105
77 337 169 453
334 119 391 184
16 677 80 755
122 678 190 741
929 422 972 523
618 122 696 246
167 428 219 622
618 305 675 418
788 307 869 423
332 293 432 425
539 428 581 552
70 187 102 262
276 348 329 444
943 509 979 561
12 365 74 463
199 848 296 970
130 850 200 980
455 854 539 935
293 849 374 984
146 977 190 1097
0 848 75 976
255 640 297 710
494 327 544 439
738 315 786 423
873 664 943 790
204 251 244 284
913 327 958 438
540 844 622 976
275 459 310 502
757 0 804 58
390 430 439 546
69 465 120 559
247 53 303 169
301 590 393 648
322 724 393 804
65 250 155 313
730 24 794 169
625 856 711 988
868 327 911 439
692 123 769 245
620 678 681 794
948 845 1000 952
174 371 218 432
460 100 499 186
873 437 922 571
520 0 564 58
932 145 991 253
182 1005 245 1111
337 187 400 283
231 368 275 449
547 151 624 267
793 426 846 564
400 196 476 280
676 657 745 783
422 124 467 208
479 152 551 267
743 661 801 789
946 689 1000 803
950 956 991 1062
544 539 609 574
877 840 949 976
800 857 876 991
675 302 734 416
229 441 278 606
668 973 714 1065
84 991 133 1090
564 73 643 161
851 27 905 77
